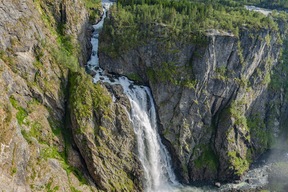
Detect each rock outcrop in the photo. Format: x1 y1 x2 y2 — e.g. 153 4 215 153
68 71 143 191
99 15 288 184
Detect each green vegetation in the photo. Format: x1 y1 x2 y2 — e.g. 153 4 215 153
229 100 249 134
11 146 17 175
100 0 286 91
47 116 62 137
194 145 218 172
71 186 82 192
228 151 249 176
226 99 273 173
270 38 288 100
50 45 79 73
126 73 142 82
219 97 256 175
269 37 288 143
100 0 279 57
21 111 90 186
237 41 245 65
147 62 196 89
11 167 17 175
83 0 102 22
25 1 102 188
45 24 81 73
0 50 15 65
262 71 271 85
40 146 63 160
0 103 12 128
69 69 112 133
0 49 19 74
224 98 259 176
215 66 228 81
189 0 288 9
33 0 81 73
45 180 59 192
9 96 28 126
265 34 271 46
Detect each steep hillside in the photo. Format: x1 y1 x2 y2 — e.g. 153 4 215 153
0 0 99 191
0 0 146 191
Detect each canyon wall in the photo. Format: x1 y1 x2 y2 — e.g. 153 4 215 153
1 0 288 191
100 20 288 183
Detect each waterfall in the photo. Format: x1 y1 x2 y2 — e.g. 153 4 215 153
85 2 286 192
126 85 179 191
86 1 180 191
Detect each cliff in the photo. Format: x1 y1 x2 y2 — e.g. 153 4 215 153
1 0 288 191
0 0 99 191
99 11 288 183
68 71 144 191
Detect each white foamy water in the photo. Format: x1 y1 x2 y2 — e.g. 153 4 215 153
87 1 184 191
97 75 180 191
245 5 272 16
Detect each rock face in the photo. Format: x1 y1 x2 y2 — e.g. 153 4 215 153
68 72 143 191
100 23 287 183
0 0 102 191
2 0 288 190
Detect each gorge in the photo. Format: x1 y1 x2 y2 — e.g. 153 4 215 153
0 0 288 191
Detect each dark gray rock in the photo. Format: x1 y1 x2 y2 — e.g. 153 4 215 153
0 0 100 191
99 26 285 183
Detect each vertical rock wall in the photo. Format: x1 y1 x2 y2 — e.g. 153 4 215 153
99 25 287 183
0 0 100 191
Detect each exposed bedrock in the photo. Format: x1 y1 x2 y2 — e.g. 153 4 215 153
100 27 288 183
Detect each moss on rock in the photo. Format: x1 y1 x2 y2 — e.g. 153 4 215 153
194 145 218 172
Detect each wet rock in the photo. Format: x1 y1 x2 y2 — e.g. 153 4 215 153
215 182 221 188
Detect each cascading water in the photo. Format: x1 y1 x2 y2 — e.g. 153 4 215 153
87 1 180 191
127 87 179 191
93 75 179 191
85 2 288 192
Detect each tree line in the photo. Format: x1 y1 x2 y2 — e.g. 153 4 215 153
99 0 287 56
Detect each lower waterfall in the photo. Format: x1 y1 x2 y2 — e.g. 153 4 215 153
95 75 180 191
87 1 180 191
126 85 178 191
85 1 288 192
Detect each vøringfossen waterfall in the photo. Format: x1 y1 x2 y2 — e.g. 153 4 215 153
85 2 247 191
87 1 179 191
